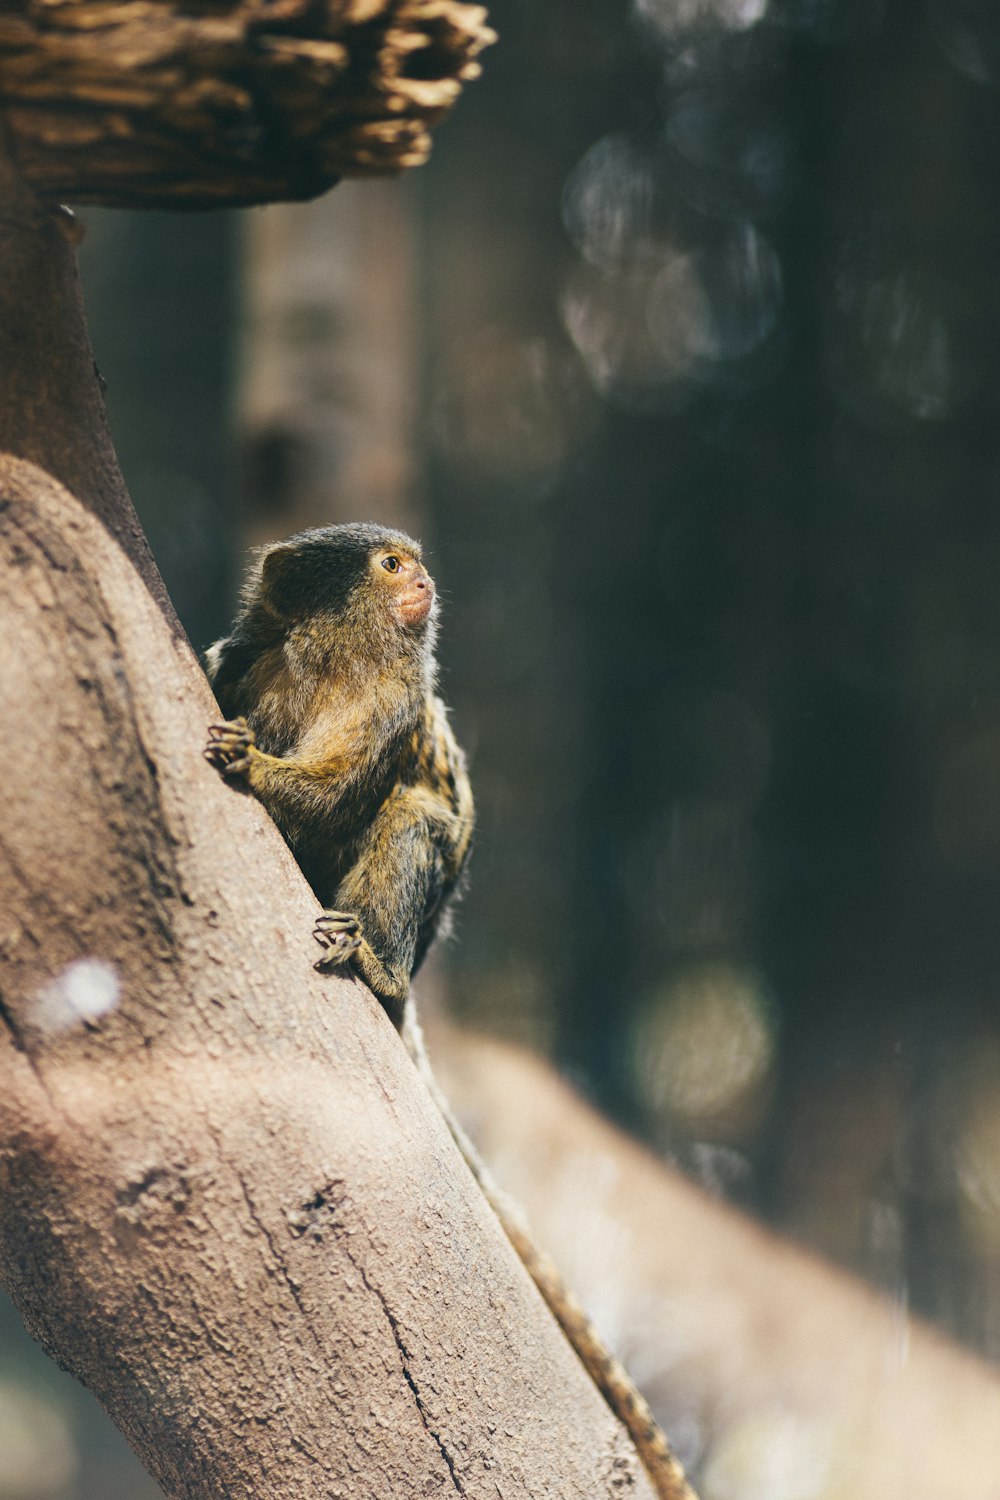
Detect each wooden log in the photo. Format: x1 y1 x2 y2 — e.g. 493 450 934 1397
0 0 494 207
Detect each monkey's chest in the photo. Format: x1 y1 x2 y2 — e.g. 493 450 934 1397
283 770 398 908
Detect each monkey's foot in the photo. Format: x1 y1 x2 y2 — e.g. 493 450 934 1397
205 717 255 776
313 911 362 971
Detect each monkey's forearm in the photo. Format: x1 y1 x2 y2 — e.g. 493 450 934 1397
205 718 349 835
245 746 344 821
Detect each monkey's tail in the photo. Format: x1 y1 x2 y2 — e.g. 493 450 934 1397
402 1011 699 1500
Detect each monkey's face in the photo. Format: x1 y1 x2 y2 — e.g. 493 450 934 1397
372 546 436 629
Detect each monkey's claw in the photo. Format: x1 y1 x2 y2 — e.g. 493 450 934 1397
313 911 362 970
205 716 255 776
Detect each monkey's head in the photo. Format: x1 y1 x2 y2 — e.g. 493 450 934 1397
250 523 437 654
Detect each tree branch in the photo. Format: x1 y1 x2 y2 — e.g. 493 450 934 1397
0 0 495 207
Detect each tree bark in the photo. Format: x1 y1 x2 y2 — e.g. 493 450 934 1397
0 0 494 207
0 185 654 1496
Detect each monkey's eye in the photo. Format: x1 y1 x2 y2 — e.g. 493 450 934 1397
381 555 401 573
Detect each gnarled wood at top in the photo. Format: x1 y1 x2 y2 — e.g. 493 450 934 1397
0 0 494 208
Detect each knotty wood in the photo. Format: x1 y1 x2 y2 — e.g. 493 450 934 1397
0 0 494 207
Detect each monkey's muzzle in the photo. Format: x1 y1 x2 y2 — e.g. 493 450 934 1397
397 568 435 627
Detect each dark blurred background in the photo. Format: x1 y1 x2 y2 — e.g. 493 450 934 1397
5 0 1000 1492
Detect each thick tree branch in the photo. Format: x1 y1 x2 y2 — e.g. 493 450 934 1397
0 197 654 1496
0 0 495 207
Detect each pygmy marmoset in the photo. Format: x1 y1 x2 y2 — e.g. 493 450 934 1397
203 522 472 1026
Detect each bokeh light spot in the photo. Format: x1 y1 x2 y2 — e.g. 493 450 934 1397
633 961 775 1137
666 223 781 363
561 259 703 411
928 0 1000 85
0 1384 78 1494
562 135 665 271
637 0 769 41
829 264 957 426
701 1410 837 1500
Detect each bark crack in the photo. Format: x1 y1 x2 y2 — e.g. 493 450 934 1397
0 988 27 1052
228 1142 467 1491
344 1240 467 1495
201 1114 329 1353
218 1143 328 1355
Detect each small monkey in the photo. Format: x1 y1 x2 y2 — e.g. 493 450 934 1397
205 523 695 1500
204 523 470 1025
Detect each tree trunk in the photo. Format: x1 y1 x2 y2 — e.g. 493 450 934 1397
0 175 654 1497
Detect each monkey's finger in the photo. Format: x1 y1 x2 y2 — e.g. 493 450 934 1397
219 755 251 775
314 935 358 955
207 720 253 741
314 912 361 937
313 933 346 953
204 746 251 773
313 919 361 956
206 730 251 752
315 952 359 973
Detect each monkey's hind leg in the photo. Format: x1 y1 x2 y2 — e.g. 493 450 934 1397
314 787 449 1026
314 911 409 1027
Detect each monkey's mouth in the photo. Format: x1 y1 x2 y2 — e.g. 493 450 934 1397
398 583 435 626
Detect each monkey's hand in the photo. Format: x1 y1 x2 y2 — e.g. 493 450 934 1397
313 911 363 970
205 717 256 777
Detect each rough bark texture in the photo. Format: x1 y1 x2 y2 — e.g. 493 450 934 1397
0 196 654 1496
438 1029 1000 1500
0 0 494 207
